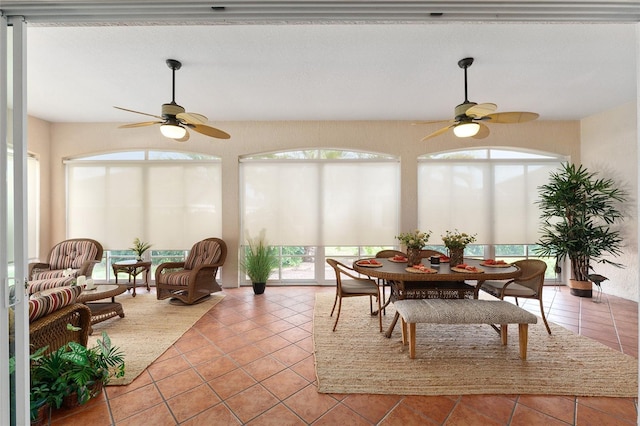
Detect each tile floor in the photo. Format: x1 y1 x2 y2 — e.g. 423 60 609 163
49 285 637 425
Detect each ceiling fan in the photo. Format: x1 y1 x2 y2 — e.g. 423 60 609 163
114 59 230 142
418 57 539 141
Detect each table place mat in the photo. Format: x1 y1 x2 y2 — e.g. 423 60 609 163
451 266 485 273
355 260 383 268
405 266 438 274
479 262 512 268
388 258 408 263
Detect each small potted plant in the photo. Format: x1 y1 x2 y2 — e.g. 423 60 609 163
442 230 477 266
30 330 125 411
241 230 278 295
535 163 627 297
396 229 432 266
130 237 152 261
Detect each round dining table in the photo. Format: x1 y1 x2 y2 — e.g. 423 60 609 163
353 257 522 337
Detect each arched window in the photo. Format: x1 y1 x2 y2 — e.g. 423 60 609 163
240 149 400 284
65 150 222 280
418 148 567 278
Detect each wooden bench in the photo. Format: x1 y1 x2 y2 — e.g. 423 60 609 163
393 299 538 360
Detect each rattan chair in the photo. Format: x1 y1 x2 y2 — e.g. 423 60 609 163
155 237 227 305
479 259 551 334
375 249 406 313
29 303 92 355
327 258 382 332
29 238 103 281
419 249 447 259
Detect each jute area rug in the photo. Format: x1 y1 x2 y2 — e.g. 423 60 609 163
87 290 225 385
313 293 637 397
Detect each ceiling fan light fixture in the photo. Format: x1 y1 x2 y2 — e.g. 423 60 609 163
453 122 480 138
160 123 187 139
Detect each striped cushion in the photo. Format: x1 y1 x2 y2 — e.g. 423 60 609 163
28 285 83 322
32 269 79 280
158 270 190 287
184 240 222 270
48 240 98 270
27 276 76 294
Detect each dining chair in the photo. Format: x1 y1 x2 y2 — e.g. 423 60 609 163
326 259 382 332
478 259 551 334
374 249 406 314
419 249 447 259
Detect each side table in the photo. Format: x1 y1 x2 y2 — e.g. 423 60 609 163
112 259 152 297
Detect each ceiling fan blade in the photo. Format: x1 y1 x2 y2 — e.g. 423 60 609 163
472 122 490 139
465 103 497 118
174 129 191 142
188 123 231 139
421 125 454 141
412 119 455 126
177 112 209 125
114 106 163 120
485 111 539 123
119 121 163 128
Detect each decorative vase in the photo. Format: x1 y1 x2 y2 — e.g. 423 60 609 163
448 248 464 266
252 282 266 295
406 248 421 267
569 279 593 298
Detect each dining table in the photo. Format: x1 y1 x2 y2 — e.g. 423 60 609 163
353 257 522 337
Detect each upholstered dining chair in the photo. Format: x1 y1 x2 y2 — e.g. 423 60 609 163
327 258 382 332
156 237 227 305
29 238 103 281
478 259 551 334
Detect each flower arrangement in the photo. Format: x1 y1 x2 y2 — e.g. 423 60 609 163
442 230 477 250
396 229 432 250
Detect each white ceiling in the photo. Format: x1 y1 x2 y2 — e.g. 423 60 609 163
17 19 639 124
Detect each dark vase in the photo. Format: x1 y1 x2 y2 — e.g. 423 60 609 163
406 248 422 267
252 282 266 295
448 248 464 266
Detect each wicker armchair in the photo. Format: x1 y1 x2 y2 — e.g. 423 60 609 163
29 238 103 281
28 286 91 355
30 303 91 355
155 237 227 305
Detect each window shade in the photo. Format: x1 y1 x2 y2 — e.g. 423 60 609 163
67 161 222 250
241 160 399 246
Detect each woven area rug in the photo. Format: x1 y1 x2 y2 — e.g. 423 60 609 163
313 293 637 397
87 290 225 385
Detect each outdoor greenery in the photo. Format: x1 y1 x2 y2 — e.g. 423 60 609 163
536 163 627 282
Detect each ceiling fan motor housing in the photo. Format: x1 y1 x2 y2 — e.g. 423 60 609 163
455 102 477 120
162 102 185 119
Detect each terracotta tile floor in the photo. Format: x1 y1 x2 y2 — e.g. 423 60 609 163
50 285 637 425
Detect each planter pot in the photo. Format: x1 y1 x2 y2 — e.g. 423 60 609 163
31 403 50 426
62 381 103 409
252 282 266 295
569 279 592 298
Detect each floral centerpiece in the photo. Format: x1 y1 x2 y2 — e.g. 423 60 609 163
442 229 476 266
396 229 432 266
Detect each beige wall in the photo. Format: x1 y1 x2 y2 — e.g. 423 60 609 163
27 116 52 259
581 102 638 301
30 118 584 291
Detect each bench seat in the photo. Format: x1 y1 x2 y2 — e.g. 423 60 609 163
393 299 538 360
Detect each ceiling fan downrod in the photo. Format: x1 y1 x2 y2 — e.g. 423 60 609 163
166 59 182 105
458 57 474 104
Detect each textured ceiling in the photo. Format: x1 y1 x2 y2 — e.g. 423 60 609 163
19 21 638 124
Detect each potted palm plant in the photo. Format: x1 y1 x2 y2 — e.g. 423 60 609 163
241 230 278 295
535 163 627 297
130 237 152 261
